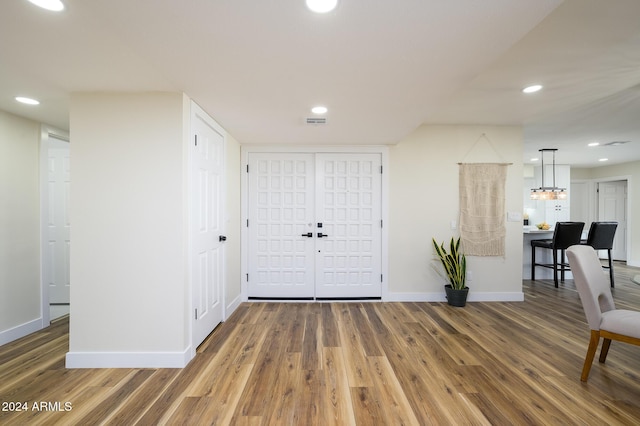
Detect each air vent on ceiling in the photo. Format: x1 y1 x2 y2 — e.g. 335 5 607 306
306 117 327 125
604 141 630 146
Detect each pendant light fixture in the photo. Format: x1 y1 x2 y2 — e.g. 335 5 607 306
530 149 567 200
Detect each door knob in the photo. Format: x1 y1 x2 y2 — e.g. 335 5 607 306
219 235 227 242
317 233 328 238
301 232 313 237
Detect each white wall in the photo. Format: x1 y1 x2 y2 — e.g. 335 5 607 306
389 124 524 301
225 134 242 313
572 160 640 266
0 111 43 344
67 93 190 366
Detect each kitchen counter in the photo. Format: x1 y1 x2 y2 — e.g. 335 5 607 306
523 228 557 280
523 226 554 234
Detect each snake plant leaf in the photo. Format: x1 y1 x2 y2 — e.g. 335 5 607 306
432 236 467 290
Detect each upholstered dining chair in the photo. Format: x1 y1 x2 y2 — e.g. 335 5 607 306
566 245 640 382
531 222 584 287
581 221 618 287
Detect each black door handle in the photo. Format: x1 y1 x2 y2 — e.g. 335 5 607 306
219 235 227 242
301 232 313 237
317 233 328 238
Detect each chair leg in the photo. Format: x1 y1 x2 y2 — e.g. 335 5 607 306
608 249 614 288
531 245 536 281
599 338 612 363
560 249 566 282
582 330 600 382
553 249 559 288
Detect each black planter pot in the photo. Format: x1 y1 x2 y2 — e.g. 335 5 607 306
445 285 469 307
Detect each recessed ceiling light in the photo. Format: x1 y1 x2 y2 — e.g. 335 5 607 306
27 0 65 11
530 158 539 162
306 0 338 13
311 106 328 114
522 84 543 94
599 158 608 162
15 96 40 105
588 142 599 147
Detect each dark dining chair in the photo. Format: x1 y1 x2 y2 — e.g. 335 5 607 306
531 222 585 287
581 221 617 287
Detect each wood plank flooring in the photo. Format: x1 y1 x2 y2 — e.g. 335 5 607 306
1 263 640 425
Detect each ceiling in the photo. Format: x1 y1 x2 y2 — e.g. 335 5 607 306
2 0 639 168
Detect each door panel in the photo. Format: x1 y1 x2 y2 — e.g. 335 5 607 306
247 152 382 299
598 181 627 260
47 138 71 304
248 154 315 298
192 112 225 347
315 154 382 298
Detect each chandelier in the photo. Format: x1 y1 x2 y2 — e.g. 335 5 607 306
530 149 567 200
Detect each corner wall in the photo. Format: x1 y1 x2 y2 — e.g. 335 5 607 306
0 111 42 344
67 93 190 367
388 124 524 301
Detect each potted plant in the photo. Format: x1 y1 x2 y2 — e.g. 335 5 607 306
432 236 469 307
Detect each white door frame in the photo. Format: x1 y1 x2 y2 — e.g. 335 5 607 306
596 177 630 262
39 125 70 328
189 101 227 356
241 145 389 301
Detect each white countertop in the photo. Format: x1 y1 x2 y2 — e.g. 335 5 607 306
523 227 554 234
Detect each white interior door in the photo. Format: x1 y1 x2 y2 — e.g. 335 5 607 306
191 109 225 348
47 137 71 304
598 180 627 260
315 154 382 298
247 153 316 298
247 152 382 299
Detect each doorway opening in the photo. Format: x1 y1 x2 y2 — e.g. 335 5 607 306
40 127 70 324
597 179 628 261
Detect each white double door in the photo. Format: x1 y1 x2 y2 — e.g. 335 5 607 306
248 153 382 299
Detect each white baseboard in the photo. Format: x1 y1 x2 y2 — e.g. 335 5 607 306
225 294 242 320
65 346 193 369
0 317 44 346
385 292 525 302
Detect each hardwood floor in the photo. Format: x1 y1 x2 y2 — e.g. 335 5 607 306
2 263 640 425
